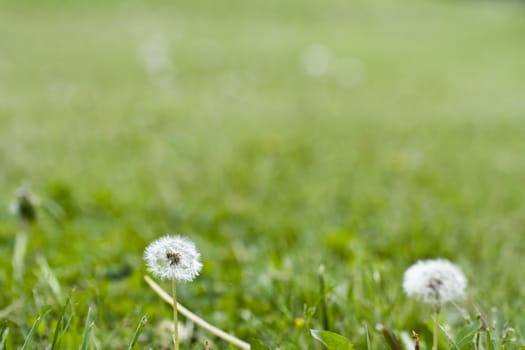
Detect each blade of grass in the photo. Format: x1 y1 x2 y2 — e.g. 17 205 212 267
80 306 94 350
311 329 354 350
455 319 481 350
486 329 494 350
36 255 63 304
127 315 148 350
440 324 461 350
364 323 371 350
318 265 331 331
21 313 45 350
50 296 71 350
0 327 9 349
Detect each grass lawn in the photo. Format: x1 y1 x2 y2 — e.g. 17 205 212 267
1 0 525 348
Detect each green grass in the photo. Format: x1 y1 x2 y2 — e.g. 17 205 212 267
1 0 525 348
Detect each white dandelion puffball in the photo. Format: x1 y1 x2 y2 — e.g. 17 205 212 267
144 235 202 282
403 258 467 305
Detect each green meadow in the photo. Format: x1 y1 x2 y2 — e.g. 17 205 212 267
1 0 524 348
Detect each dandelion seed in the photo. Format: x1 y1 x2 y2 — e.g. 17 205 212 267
144 235 202 282
403 258 467 305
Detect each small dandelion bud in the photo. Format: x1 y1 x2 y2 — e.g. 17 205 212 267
9 185 38 223
144 235 202 282
403 258 467 306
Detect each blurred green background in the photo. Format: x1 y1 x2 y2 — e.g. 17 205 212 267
1 0 524 348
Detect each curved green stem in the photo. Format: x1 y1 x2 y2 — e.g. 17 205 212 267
145 276 251 350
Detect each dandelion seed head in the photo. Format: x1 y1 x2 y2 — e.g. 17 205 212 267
9 184 38 222
144 235 202 282
403 258 467 305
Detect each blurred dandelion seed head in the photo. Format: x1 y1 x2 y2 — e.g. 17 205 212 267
403 258 467 305
300 44 333 78
157 319 193 345
144 235 202 282
137 34 175 87
139 35 171 74
9 184 38 222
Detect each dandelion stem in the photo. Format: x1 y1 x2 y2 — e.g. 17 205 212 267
172 279 179 350
12 221 29 283
433 307 440 350
145 275 251 350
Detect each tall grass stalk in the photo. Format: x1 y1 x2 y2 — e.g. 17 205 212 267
127 315 148 350
21 314 43 350
50 296 72 350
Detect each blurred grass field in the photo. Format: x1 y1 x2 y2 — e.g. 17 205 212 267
1 0 525 348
